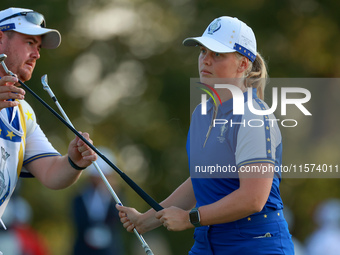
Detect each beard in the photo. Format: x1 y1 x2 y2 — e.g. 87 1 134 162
1 45 33 82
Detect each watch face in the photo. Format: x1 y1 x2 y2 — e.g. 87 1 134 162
190 211 199 223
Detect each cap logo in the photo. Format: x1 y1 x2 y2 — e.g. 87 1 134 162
208 18 221 35
0 23 16 32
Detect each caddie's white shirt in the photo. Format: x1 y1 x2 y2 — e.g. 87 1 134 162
0 100 60 223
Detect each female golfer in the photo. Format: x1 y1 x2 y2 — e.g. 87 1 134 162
117 16 294 254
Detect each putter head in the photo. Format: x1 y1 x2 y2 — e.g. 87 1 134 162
0 53 14 76
41 74 56 99
41 74 49 90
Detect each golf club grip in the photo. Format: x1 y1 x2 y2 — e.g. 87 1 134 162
93 147 163 211
94 150 163 212
18 80 163 212
119 171 163 212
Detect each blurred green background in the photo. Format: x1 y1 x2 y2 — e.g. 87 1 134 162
1 0 340 254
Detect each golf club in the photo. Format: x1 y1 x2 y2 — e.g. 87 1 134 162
41 74 154 255
0 219 6 230
0 53 163 212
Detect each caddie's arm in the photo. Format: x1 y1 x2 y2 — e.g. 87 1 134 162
25 132 97 189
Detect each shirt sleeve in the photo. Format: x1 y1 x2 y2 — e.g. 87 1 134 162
23 124 61 165
235 99 281 168
19 100 60 176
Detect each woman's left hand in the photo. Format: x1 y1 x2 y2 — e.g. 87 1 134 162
155 206 194 231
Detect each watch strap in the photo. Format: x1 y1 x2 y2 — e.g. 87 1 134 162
189 207 202 227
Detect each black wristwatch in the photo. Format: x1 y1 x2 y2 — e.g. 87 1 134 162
189 207 201 227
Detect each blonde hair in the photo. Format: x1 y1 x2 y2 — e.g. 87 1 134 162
236 52 268 100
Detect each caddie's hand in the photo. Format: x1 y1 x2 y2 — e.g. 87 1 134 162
0 76 25 110
67 131 97 169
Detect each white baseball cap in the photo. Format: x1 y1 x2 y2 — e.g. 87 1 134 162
0 7 61 49
183 16 257 62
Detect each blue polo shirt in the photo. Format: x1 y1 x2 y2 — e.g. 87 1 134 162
187 88 283 214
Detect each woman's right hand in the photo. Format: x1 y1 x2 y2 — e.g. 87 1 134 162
116 204 144 233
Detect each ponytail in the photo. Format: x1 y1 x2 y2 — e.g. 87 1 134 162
244 52 268 100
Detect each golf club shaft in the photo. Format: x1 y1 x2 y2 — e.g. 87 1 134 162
0 219 6 230
18 79 163 211
0 57 162 212
44 85 154 255
54 100 122 203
